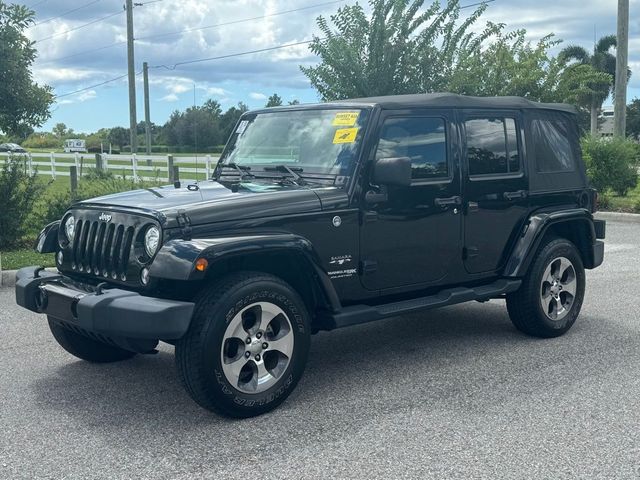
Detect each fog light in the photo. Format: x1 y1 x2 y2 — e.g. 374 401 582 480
141 267 150 285
56 251 63 264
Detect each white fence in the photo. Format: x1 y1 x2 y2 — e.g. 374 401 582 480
0 152 220 182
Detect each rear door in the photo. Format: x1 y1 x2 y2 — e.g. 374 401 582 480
462 111 529 274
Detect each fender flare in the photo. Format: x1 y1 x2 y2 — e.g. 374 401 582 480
148 233 342 312
35 221 60 253
503 208 596 278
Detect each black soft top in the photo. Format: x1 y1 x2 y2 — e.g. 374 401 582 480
332 93 576 114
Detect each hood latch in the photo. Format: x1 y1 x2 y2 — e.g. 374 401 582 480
177 210 192 240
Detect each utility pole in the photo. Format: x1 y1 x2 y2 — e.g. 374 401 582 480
125 0 138 153
614 0 629 137
143 62 152 157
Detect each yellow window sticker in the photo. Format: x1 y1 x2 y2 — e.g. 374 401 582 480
332 112 359 126
333 128 359 144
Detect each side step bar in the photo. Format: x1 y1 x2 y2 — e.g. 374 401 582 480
321 279 521 330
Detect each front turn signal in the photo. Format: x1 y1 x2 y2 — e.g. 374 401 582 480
195 258 209 272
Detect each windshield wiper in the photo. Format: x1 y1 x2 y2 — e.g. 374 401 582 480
217 162 254 181
263 165 306 186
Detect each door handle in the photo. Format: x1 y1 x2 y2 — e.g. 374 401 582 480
434 196 462 207
503 190 528 201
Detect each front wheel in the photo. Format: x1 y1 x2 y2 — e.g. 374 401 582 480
506 238 586 338
48 317 138 363
175 272 311 418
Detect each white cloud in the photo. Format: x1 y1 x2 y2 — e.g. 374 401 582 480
249 92 267 100
77 90 96 102
160 93 180 102
205 86 227 96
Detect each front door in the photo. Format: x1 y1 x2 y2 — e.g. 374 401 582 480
360 110 462 291
462 111 529 274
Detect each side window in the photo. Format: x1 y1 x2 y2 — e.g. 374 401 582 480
465 117 520 176
531 116 575 172
375 117 448 180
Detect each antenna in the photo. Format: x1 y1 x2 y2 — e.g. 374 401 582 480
193 83 199 183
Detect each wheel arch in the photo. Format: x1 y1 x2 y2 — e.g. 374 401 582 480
503 208 597 277
148 234 342 325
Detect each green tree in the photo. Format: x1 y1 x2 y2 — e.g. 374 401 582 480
559 35 627 135
288 99 301 105
265 93 283 107
107 127 129 150
627 98 640 140
203 99 223 118
52 122 69 138
449 32 608 103
0 2 53 136
301 0 502 100
219 102 249 143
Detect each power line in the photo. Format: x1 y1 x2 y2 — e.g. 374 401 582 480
149 0 496 71
29 0 48 9
38 41 125 65
54 72 138 99
137 0 346 42
34 9 124 43
32 0 102 27
39 0 347 65
51 0 496 98
151 39 319 70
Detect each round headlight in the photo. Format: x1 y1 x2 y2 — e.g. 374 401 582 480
144 226 160 257
64 215 75 241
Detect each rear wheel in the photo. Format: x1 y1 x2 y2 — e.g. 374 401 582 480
48 317 137 363
175 272 311 418
506 238 585 338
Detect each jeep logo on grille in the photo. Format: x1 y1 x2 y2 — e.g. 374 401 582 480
98 212 112 222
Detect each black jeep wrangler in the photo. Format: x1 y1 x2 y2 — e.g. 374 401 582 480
16 93 605 418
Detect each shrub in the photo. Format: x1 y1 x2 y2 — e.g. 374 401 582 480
597 191 612 210
22 133 60 149
0 157 45 249
581 135 639 196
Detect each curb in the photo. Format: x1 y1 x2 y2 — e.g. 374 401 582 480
0 268 57 289
595 211 640 223
0 269 19 288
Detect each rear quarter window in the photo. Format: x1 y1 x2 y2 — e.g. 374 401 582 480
531 116 575 172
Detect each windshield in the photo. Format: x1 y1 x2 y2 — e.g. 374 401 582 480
218 108 370 179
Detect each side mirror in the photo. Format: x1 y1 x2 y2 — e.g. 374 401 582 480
372 157 412 187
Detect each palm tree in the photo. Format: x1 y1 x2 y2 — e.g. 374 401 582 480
559 35 618 135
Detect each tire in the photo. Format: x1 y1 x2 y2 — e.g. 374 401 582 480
175 272 311 418
506 238 585 338
47 317 138 363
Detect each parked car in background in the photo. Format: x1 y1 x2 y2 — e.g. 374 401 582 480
0 143 27 153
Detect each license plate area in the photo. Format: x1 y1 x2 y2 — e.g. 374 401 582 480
40 283 87 321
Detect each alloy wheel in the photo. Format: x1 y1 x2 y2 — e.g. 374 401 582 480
220 302 294 394
539 256 577 321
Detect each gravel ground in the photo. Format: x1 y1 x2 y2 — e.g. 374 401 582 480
1 217 639 479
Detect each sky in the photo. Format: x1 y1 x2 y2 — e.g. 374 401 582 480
21 0 640 133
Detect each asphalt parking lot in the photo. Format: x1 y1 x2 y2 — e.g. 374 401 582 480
1 214 639 479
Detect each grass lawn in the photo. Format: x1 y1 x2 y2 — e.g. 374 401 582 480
606 183 640 213
0 249 55 271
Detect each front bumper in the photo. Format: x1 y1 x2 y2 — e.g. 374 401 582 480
15 267 194 340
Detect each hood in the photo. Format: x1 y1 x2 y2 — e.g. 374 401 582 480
76 180 323 227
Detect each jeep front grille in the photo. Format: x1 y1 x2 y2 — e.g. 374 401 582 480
71 219 136 280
